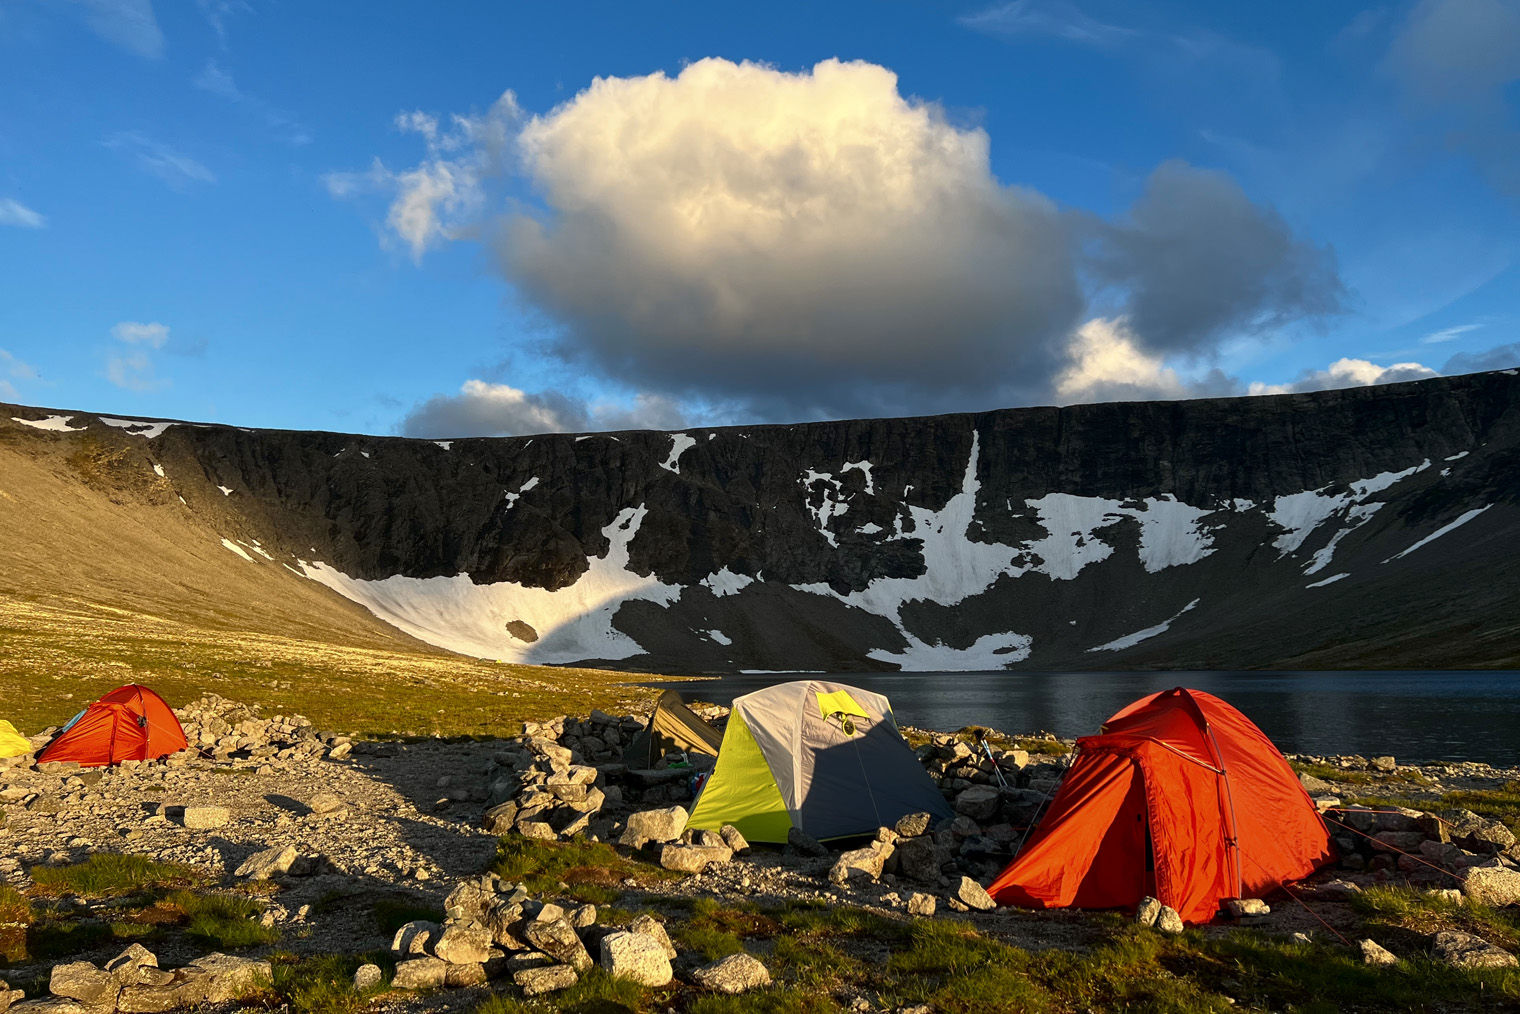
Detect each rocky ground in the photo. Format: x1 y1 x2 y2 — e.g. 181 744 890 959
2 697 1519 1014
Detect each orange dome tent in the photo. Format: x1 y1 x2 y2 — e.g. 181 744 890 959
988 687 1334 925
37 685 188 768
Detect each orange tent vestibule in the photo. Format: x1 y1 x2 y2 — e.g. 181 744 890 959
37 685 189 768
988 687 1334 925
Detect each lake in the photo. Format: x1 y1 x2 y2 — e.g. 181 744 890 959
661 671 1520 766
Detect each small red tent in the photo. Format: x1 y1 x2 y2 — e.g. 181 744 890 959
988 687 1333 924
37 685 188 768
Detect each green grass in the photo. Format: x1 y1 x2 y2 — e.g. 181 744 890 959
1353 885 1520 950
268 953 392 1014
490 835 677 905
671 899 781 961
1349 779 1520 836
171 890 279 948
29 854 200 898
1289 761 1376 785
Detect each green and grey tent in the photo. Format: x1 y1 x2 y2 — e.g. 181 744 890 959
687 680 953 843
619 689 724 769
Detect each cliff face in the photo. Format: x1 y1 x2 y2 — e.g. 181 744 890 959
6 369 1519 671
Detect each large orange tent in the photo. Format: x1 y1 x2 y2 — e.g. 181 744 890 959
37 685 189 768
988 687 1333 924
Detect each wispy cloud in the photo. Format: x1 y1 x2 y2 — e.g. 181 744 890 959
0 198 46 229
104 132 216 189
0 349 40 401
958 0 1139 47
1421 322 1482 343
194 0 250 42
194 59 311 144
111 320 169 348
105 320 178 391
67 0 165 59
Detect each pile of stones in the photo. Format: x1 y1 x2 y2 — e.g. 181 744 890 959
174 695 353 765
382 873 770 997
3 945 269 1014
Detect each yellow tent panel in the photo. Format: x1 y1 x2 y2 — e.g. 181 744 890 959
0 720 31 759
687 711 793 843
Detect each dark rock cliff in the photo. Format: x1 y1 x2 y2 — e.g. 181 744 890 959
8 369 1519 671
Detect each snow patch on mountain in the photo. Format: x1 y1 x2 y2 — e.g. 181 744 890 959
1384 505 1492 562
297 505 683 664
660 433 696 474
100 417 174 439
1087 599 1199 652
12 414 85 432
1269 461 1431 557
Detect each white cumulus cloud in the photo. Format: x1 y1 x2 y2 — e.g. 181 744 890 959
1248 358 1440 395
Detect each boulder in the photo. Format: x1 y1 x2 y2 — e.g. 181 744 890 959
180 806 230 830
1432 930 1518 969
894 812 934 838
49 964 118 1007
896 836 950 884
514 965 578 997
1445 810 1518 855
172 954 271 1005
953 785 1000 821
482 802 519 835
599 932 673 987
719 825 750 853
1360 939 1397 966
523 909 593 971
619 806 689 848
104 945 159 986
830 842 894 885
692 953 771 994
0 981 22 1014
234 845 298 880
1370 831 1427 854
1136 897 1162 927
433 922 493 965
660 844 731 873
1298 772 1333 794
953 876 996 912
444 964 487 987
1369 756 1397 772
629 914 677 959
391 920 441 956
1155 906 1185 935
786 827 828 857
907 893 936 917
308 792 343 815
1460 858 1520 907
391 957 448 990
9 1001 86 1014
352 965 382 991
571 904 597 930
1223 899 1270 918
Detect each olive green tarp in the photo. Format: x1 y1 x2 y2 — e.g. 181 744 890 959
619 689 724 768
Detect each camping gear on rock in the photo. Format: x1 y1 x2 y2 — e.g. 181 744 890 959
687 679 953 843
988 687 1334 925
36 684 189 768
0 720 31 759
620 689 724 768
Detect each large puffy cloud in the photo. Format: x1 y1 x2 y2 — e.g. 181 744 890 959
334 58 1349 423
400 380 687 438
498 58 1082 417
1086 161 1347 354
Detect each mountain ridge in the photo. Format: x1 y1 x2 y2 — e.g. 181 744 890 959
4 368 1518 672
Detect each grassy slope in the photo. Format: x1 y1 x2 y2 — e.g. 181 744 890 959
0 425 665 737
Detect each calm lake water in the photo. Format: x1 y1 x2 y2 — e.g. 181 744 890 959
661 671 1520 766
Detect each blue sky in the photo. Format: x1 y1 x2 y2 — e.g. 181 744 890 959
1 0 1517 435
